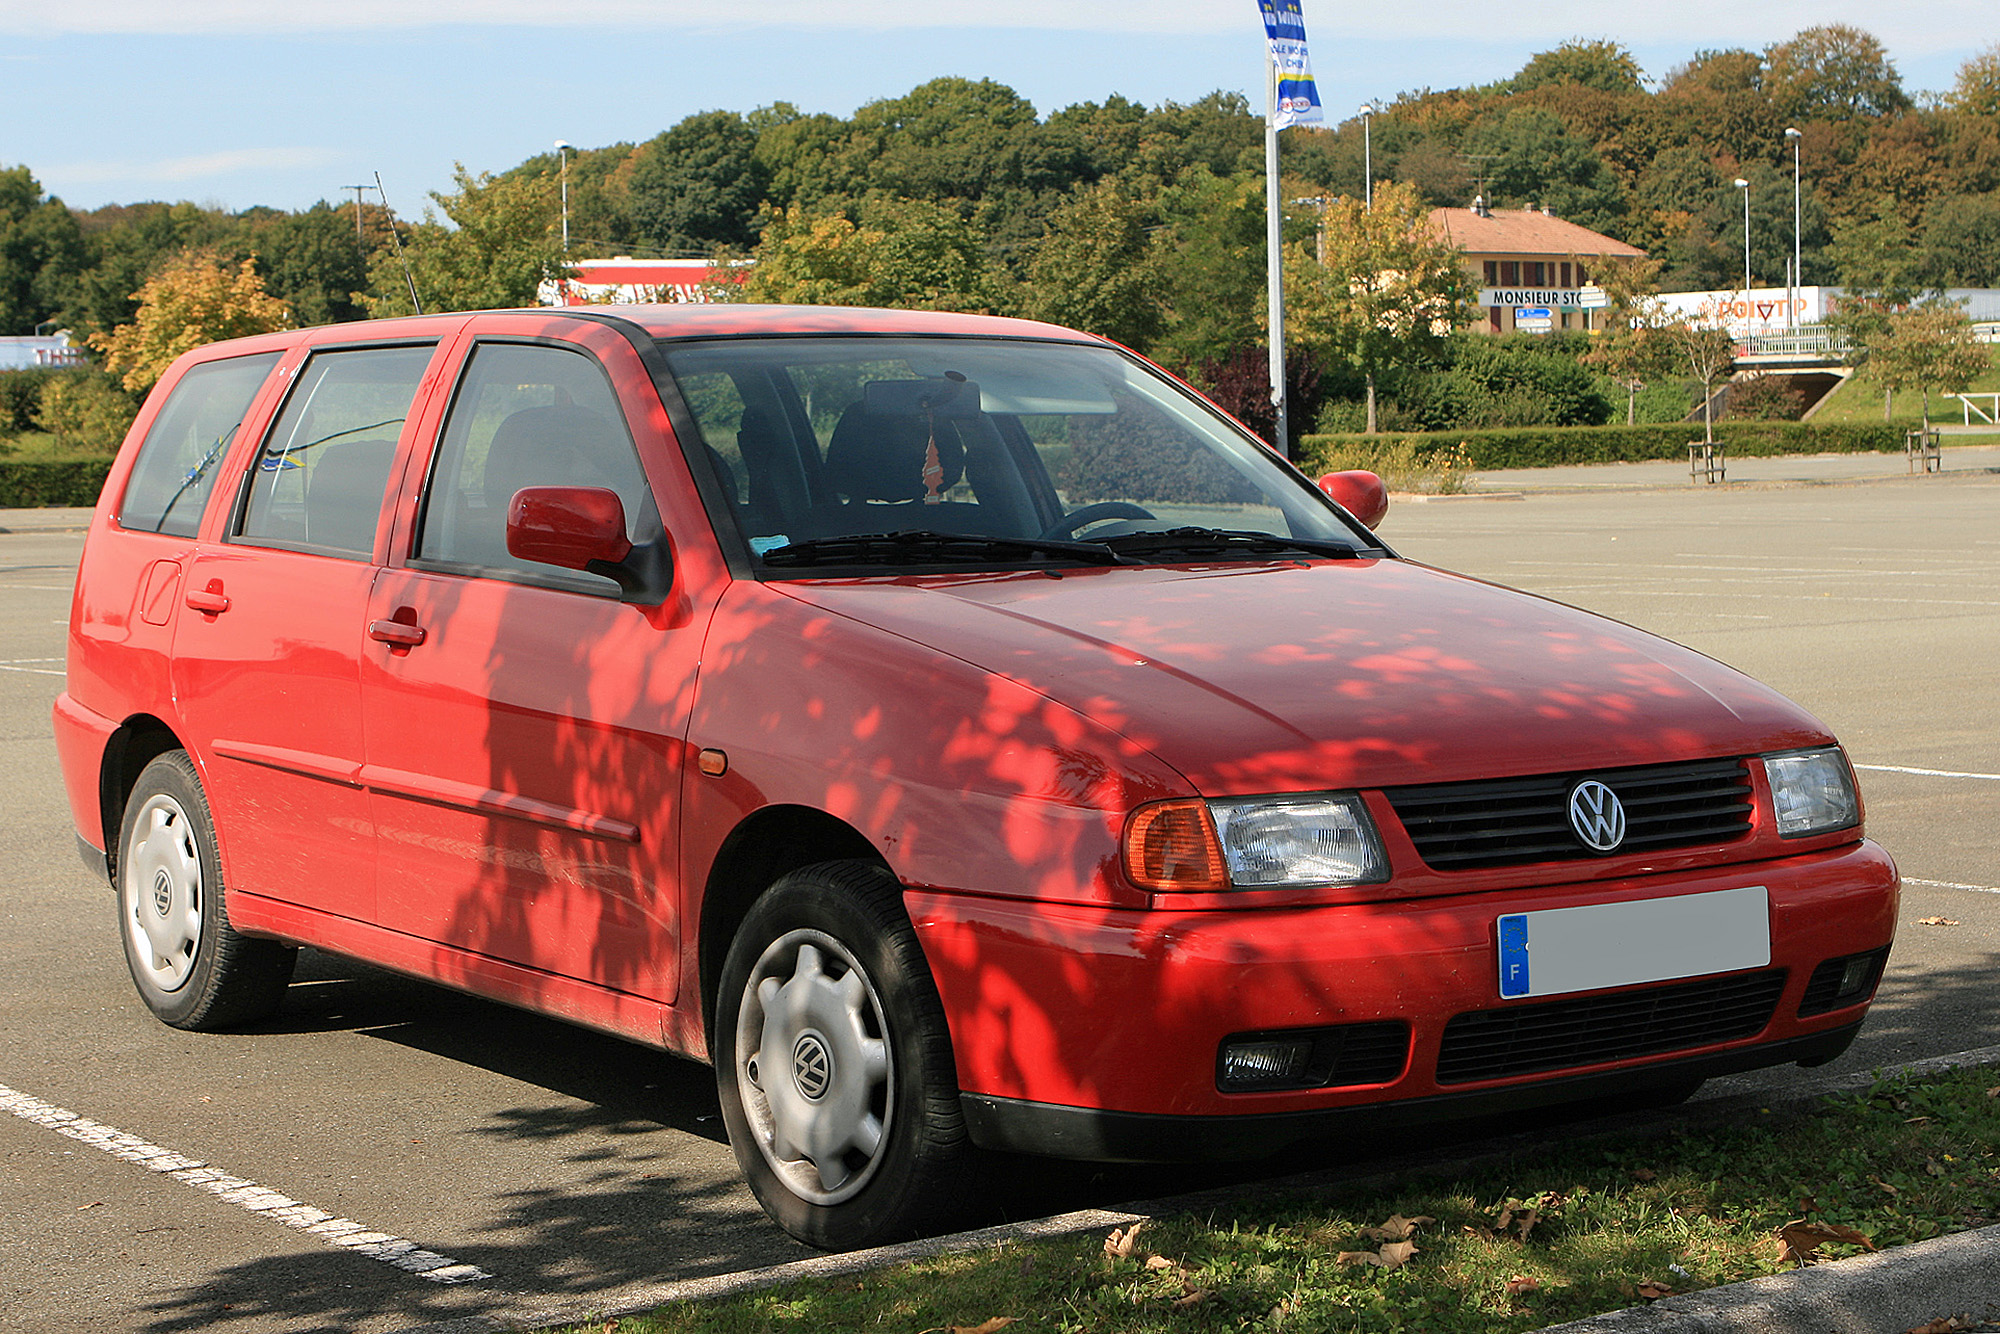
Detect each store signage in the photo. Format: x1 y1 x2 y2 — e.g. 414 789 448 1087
1482 288 1590 308
1515 307 1554 332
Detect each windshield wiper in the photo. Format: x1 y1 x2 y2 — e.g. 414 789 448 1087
1096 527 1366 562
761 530 1133 568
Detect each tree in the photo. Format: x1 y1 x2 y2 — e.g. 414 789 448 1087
1922 192 2000 287
32 369 138 452
1865 304 1990 427
1827 199 1928 304
735 199 1003 313
1021 182 1168 351
627 111 767 254
365 166 566 316
1946 43 2000 117
1583 256 1681 423
1660 318 1736 443
1763 25 1910 121
1508 39 1645 95
1283 180 1478 432
1464 108 1628 234
90 251 294 392
0 166 88 336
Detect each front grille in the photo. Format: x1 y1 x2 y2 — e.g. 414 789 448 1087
1435 970 1786 1084
1385 758 1754 871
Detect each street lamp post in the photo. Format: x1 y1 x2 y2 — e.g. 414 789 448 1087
1735 177 1752 339
555 140 572 253
1784 127 1802 329
1358 102 1378 210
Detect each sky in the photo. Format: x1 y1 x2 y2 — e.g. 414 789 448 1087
3 1 1991 220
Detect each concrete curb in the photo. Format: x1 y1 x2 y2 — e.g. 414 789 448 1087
392 1044 2000 1334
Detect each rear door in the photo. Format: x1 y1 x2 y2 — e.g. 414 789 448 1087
358 328 703 1005
170 340 442 921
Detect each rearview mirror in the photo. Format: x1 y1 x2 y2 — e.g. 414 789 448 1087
1316 470 1389 530
505 486 673 604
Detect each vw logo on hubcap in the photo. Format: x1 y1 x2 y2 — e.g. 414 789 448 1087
1568 779 1628 852
152 869 174 916
791 1032 832 1101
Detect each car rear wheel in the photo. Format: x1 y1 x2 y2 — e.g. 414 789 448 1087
116 751 296 1030
715 860 970 1250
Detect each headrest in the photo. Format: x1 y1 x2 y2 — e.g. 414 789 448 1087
484 405 620 508
825 400 966 503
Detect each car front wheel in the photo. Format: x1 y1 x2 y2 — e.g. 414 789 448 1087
116 751 296 1030
714 860 970 1250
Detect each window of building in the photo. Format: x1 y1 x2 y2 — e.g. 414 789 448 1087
1501 261 1520 286
1483 260 1498 286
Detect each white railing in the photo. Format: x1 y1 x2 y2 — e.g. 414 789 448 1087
1950 392 1999 427
1735 327 1854 359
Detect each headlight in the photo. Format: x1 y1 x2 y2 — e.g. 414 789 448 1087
1763 747 1860 838
1124 793 1387 891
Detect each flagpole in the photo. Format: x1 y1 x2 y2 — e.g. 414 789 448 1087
1266 51 1289 460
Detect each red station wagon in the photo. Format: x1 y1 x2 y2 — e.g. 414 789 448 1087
56 305 1898 1248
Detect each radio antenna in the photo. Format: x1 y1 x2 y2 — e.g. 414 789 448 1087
374 171 425 316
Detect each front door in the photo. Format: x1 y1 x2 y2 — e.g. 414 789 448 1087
359 338 694 1003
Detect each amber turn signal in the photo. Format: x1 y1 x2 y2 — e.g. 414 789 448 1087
1123 799 1228 892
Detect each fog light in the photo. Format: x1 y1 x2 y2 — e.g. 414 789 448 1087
1219 1039 1312 1088
1836 954 1874 998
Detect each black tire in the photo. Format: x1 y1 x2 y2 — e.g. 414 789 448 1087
714 859 971 1250
115 751 296 1030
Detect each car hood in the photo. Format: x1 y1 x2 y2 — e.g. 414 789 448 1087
772 559 1834 796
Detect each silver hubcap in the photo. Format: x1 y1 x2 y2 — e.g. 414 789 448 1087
124 794 203 993
735 929 892 1205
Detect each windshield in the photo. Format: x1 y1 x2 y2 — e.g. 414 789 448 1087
657 336 1381 573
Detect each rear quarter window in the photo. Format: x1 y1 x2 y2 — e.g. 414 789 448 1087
117 353 282 537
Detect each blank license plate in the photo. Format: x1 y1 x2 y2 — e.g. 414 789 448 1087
1496 886 1771 1000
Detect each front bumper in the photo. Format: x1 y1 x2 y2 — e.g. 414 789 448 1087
906 839 1896 1153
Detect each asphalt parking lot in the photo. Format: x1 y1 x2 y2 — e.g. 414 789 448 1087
2 463 1996 1334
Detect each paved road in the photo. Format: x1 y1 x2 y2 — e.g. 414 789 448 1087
1 469 1995 1333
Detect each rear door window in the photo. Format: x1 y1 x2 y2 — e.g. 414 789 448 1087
117 353 281 537
234 344 436 558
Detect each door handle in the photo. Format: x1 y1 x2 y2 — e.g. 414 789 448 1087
367 618 427 647
184 586 230 614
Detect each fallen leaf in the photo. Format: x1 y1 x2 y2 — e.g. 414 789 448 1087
1985 1087 1999 1100
1631 1168 1658 1183
1869 1176 1901 1197
1778 1219 1878 1266
1796 1194 1821 1215
1512 1209 1542 1242
1904 1318 1974 1334
1636 1280 1675 1300
1338 1239 1419 1270
1916 916 1960 927
1104 1223 1144 1259
948 1320 1017 1334
1505 1275 1541 1297
1361 1214 1436 1242
1172 1289 1210 1309
1144 1254 1176 1272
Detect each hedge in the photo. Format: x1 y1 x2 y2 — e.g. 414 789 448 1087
1297 422 1908 473
0 459 113 508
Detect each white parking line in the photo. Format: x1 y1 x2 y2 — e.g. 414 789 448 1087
1855 764 2000 781
0 1082 490 1284
0 658 64 677
1904 878 2000 895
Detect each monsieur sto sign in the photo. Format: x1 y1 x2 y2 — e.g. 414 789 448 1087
1481 288 1597 308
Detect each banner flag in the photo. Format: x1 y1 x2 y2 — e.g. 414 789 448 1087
1258 0 1324 129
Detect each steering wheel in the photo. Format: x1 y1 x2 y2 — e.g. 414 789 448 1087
1040 501 1156 540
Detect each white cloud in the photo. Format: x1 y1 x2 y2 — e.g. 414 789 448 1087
53 147 345 185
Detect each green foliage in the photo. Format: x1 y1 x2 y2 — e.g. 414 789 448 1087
627 111 767 254
1464 108 1628 234
365 166 566 316
1509 40 1646 95
0 457 113 506
1949 43 2000 117
0 165 88 336
0 366 66 432
1764 24 1912 122
90 250 294 392
1298 420 1905 471
30 367 138 452
1020 182 1168 349
1723 372 1806 420
734 198 1004 313
1862 304 1992 425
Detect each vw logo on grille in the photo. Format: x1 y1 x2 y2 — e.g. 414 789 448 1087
791 1032 832 1101
1568 779 1628 852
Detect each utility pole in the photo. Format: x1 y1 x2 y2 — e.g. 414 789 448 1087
342 184 371 246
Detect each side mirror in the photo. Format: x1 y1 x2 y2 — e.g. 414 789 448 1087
506 486 671 604
1315 470 1389 530
507 486 633 569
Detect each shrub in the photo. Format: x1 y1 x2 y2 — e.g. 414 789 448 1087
0 459 114 507
33 371 139 453
1310 438 1474 494
1296 421 1906 473
1725 373 1807 421
0 368 66 433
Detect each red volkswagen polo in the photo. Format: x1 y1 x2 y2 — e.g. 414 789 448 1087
55 305 1896 1249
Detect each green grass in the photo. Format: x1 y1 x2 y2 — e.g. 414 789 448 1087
539 1067 2000 1334
1811 344 2000 428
